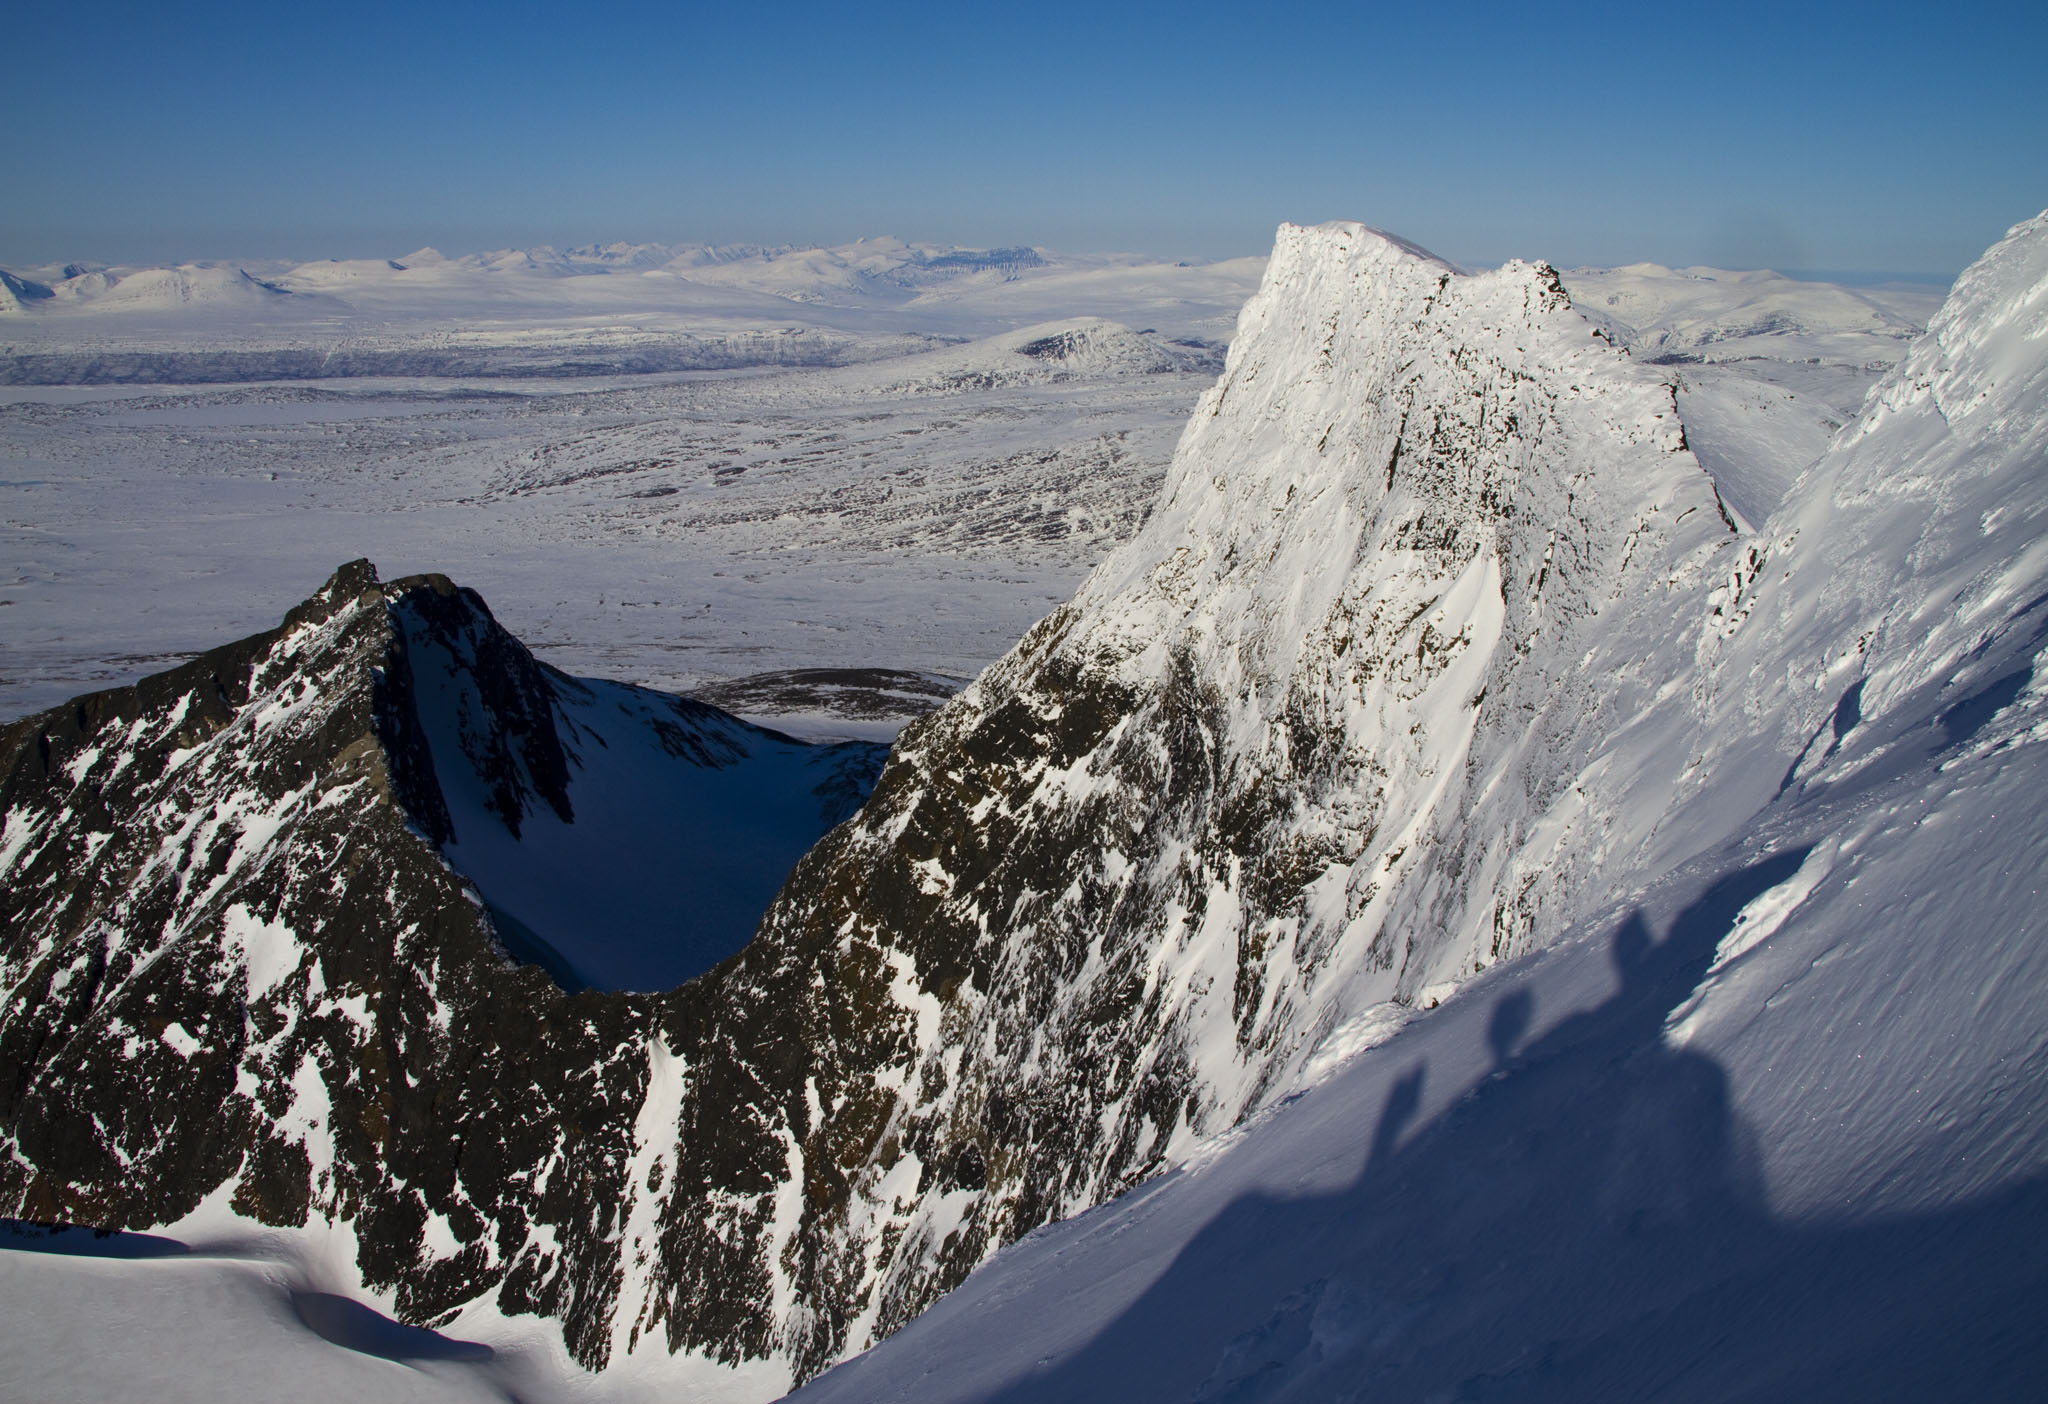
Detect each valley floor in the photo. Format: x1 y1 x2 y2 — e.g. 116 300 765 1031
0 363 1206 732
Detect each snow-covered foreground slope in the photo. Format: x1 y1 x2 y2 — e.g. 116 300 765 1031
792 806 2045 1402
788 211 2048 1402
0 1221 516 1404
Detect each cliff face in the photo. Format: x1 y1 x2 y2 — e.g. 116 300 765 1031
0 562 882 1373
686 223 1754 1375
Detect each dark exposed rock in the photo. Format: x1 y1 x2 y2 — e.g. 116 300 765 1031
0 560 890 1374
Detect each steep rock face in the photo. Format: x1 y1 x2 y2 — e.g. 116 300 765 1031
622 223 1752 1380
0 562 883 1370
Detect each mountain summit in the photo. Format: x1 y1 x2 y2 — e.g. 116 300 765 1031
787 209 2048 1404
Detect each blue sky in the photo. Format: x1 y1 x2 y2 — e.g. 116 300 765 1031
7 0 2043 274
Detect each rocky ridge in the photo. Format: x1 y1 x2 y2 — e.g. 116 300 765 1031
0 562 882 1371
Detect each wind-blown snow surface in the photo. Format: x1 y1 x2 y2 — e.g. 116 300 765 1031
787 213 2048 1402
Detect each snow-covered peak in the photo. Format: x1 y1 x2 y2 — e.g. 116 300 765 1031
85 264 299 310
785 207 2048 1404
278 256 416 289
1077 217 1713 698
708 221 1754 1377
1272 218 1460 275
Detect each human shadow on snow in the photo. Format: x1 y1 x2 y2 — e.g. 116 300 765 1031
975 849 2048 1404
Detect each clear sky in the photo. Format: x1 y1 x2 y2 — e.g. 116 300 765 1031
7 0 2043 275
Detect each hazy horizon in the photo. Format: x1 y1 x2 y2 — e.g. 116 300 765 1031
0 232 1977 289
6 0 2041 279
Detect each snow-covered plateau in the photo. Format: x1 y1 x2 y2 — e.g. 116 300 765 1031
4 216 2043 1402
1 237 1256 729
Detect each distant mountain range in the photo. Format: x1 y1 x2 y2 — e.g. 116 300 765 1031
0 237 1240 321
0 236 1268 386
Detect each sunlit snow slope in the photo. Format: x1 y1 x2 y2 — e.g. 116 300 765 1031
788 212 2048 1402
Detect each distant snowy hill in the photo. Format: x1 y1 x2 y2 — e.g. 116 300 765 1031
79 264 309 311
1557 262 1947 528
1562 261 1937 362
0 237 1261 385
0 268 56 313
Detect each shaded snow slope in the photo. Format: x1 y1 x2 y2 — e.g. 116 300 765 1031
787 211 2048 1404
794 771 2047 1403
387 576 886 991
1 1220 513 1404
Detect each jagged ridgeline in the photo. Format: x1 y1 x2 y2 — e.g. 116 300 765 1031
2 223 1753 1389
0 562 886 1362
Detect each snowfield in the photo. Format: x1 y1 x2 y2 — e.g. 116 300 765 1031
0 338 1223 729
